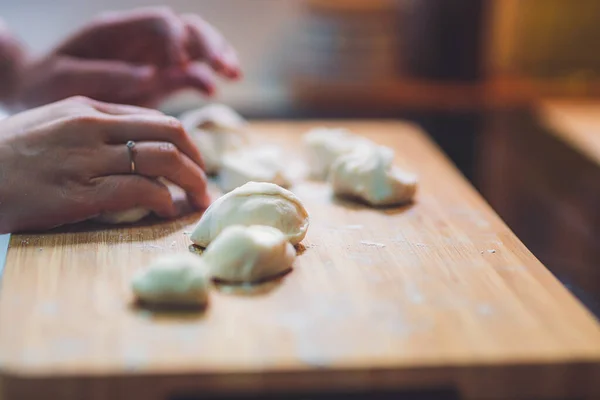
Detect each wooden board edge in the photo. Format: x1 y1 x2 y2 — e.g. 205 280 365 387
1 361 599 400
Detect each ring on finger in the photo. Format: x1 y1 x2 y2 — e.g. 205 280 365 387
126 140 137 174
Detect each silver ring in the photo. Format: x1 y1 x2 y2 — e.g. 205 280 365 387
126 140 136 174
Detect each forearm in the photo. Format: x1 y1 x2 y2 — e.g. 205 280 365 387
0 19 26 109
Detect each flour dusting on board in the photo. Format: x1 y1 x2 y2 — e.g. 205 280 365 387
349 253 373 265
342 224 364 230
360 240 385 248
137 243 164 251
123 344 148 370
38 302 59 317
404 282 425 304
476 303 495 316
53 338 87 361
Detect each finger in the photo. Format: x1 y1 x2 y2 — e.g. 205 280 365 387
159 63 216 96
51 57 160 104
147 7 188 67
182 63 217 94
182 14 241 79
84 97 163 116
220 45 242 79
100 141 210 208
90 175 177 218
102 114 205 170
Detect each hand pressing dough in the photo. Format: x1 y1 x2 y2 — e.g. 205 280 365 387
191 182 309 247
219 146 291 192
202 225 296 283
179 103 247 174
329 145 418 206
131 253 209 307
303 127 372 180
94 208 151 224
91 180 180 224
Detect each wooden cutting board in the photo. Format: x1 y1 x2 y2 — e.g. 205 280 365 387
0 121 598 400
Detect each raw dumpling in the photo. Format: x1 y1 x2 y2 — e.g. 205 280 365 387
329 145 418 206
219 146 291 192
94 208 151 224
191 182 309 247
131 253 209 307
202 225 296 283
179 103 247 174
303 127 371 180
180 103 246 133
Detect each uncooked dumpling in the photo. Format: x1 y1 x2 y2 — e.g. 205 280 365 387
219 146 291 192
94 208 151 224
131 253 209 307
202 225 296 283
329 145 418 206
190 182 309 247
180 103 246 133
179 103 247 174
303 127 371 180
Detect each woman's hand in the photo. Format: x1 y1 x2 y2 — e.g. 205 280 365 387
0 96 210 233
11 7 241 110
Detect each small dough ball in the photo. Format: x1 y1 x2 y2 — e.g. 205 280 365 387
190 130 245 175
303 127 371 180
131 253 209 307
179 104 247 175
219 146 291 192
203 225 296 283
329 145 418 206
179 103 246 133
191 182 309 247
94 208 151 224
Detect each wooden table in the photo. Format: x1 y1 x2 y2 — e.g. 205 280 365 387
0 121 598 400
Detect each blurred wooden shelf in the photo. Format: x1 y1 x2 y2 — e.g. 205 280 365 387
537 98 600 166
292 75 600 113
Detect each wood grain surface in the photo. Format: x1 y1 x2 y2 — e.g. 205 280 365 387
0 121 598 400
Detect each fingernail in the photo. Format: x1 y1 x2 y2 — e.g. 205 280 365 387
205 85 216 97
198 193 212 209
230 68 242 80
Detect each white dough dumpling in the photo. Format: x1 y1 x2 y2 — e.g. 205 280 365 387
191 182 309 247
94 208 151 224
180 103 246 133
203 225 296 283
303 127 372 180
179 103 247 174
329 145 418 207
131 253 209 307
219 146 291 192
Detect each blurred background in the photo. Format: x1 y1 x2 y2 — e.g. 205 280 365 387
2 0 599 313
